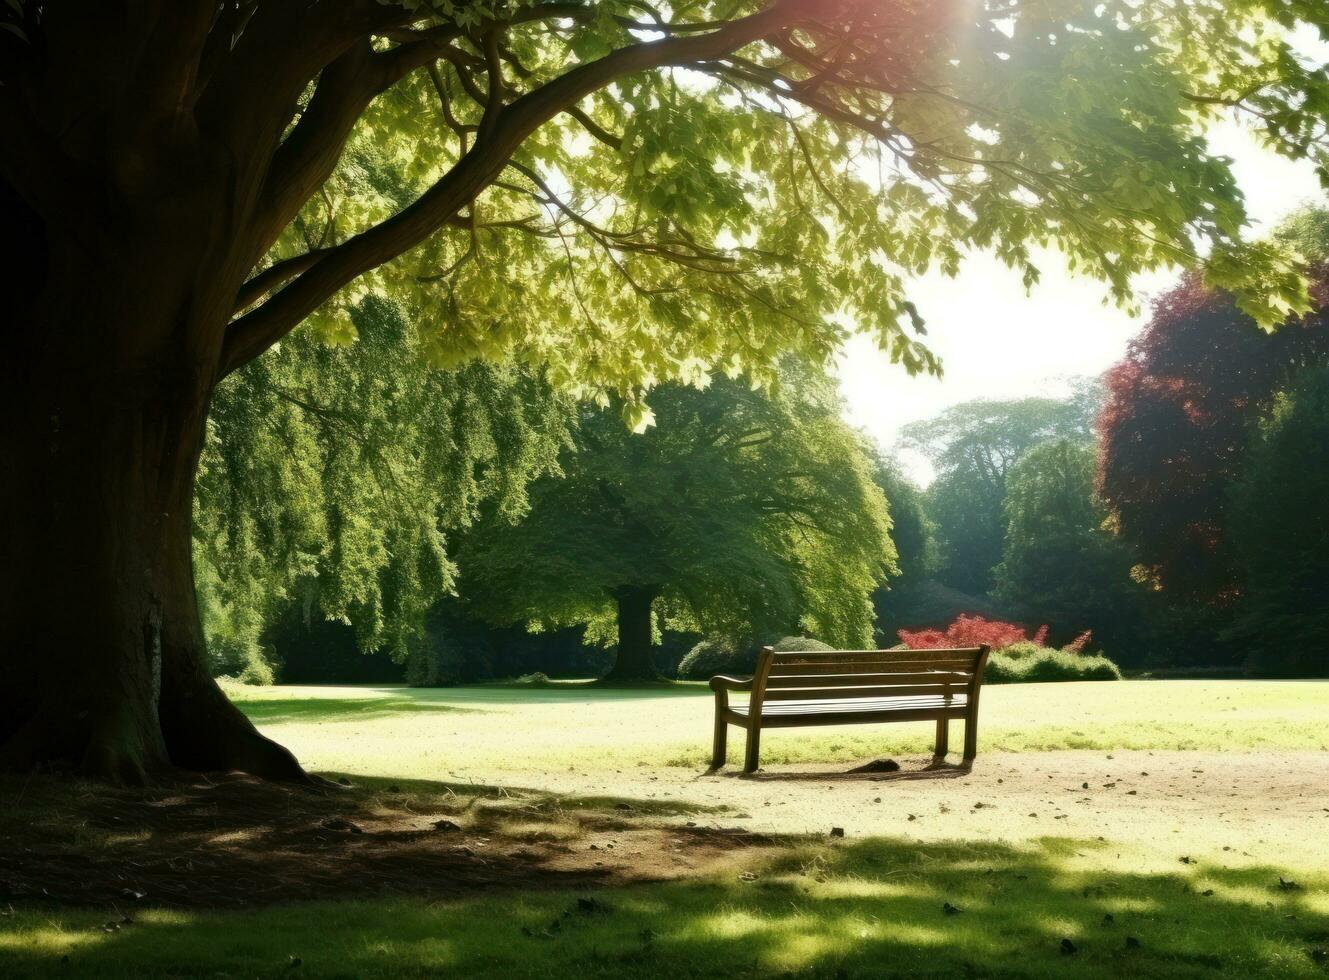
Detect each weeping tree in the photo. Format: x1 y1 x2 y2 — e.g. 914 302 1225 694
458 366 894 680
2 0 1327 780
195 296 571 682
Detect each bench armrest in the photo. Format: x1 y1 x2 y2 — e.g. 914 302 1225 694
709 675 754 693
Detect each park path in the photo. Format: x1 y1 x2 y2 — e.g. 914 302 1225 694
476 750 1329 855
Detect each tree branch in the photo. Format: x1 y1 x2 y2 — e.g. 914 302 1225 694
220 0 808 376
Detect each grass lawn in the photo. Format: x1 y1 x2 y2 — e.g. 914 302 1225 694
2 679 1327 978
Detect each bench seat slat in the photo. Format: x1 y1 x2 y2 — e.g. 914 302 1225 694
731 695 969 715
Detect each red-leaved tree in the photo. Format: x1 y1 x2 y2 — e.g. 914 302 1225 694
1097 263 1329 602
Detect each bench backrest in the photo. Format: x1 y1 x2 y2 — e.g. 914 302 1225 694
749 646 990 714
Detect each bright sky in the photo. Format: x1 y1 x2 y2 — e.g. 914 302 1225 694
837 124 1326 484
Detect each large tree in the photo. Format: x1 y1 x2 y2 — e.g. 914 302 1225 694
458 367 893 680
3 0 1327 780
1098 212 1329 602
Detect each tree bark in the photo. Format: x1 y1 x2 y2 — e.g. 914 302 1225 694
0 360 306 784
0 182 305 784
602 586 663 682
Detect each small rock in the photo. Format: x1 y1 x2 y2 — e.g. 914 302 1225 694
1060 938 1078 956
432 819 461 832
829 827 845 838
848 759 900 774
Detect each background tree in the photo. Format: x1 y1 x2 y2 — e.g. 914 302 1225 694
1097 211 1329 604
459 367 894 680
902 386 1101 593
992 439 1143 657
3 0 1327 780
1227 366 1329 677
195 296 570 682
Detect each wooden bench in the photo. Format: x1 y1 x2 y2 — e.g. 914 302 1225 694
709 645 990 773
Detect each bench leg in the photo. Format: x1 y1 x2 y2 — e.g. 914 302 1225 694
933 718 949 764
743 724 762 774
963 713 978 765
711 712 728 770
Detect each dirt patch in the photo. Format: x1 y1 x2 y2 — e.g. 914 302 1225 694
0 773 768 911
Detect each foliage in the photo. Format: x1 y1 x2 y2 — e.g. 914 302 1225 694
986 647 1122 684
904 384 1101 593
871 459 933 582
194 297 571 674
1098 209 1329 602
1228 367 1329 677
874 579 1005 646
459 364 895 658
676 635 834 681
899 615 1118 683
898 615 1048 651
993 439 1145 651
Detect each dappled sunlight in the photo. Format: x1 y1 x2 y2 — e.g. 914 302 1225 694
5 832 1325 977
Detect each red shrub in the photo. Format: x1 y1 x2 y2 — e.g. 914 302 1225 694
898 615 1042 650
1065 630 1093 654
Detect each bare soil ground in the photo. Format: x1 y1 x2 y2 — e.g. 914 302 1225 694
0 772 772 911
3 750 1324 912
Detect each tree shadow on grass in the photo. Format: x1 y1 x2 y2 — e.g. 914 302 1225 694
2 827 1325 978
0 772 739 912
234 696 481 726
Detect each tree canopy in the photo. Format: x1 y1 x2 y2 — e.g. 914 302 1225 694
458 364 894 678
1098 210 1329 602
195 297 571 678
902 385 1100 593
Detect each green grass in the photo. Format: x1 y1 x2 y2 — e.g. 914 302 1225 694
220 679 1329 776
3 835 1326 978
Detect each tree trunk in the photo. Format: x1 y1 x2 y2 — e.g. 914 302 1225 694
0 188 306 784
602 586 662 682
